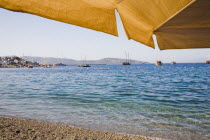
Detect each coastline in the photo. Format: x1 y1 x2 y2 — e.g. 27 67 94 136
0 116 160 140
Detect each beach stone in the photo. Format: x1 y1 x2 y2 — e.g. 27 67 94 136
74 135 79 140
16 130 21 133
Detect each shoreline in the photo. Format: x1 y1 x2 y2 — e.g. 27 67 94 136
0 116 160 140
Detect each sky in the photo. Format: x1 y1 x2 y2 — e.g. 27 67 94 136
0 8 209 63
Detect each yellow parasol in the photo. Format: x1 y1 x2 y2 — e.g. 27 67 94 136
0 0 209 50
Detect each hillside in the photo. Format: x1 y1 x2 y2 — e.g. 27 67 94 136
23 56 148 65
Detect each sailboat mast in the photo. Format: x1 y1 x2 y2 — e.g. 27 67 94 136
127 52 130 63
124 51 127 62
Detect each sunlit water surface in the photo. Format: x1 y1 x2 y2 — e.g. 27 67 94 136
0 64 209 139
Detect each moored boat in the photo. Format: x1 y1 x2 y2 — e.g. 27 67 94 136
122 51 131 65
43 65 51 68
28 65 33 68
53 63 67 66
156 61 162 66
171 61 176 65
122 62 131 65
78 64 91 67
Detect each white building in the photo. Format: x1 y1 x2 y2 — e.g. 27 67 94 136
14 59 19 64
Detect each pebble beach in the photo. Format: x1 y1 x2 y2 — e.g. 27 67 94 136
0 116 158 140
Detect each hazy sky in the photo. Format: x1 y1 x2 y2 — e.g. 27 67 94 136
0 8 209 63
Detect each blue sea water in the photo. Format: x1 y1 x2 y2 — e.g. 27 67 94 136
0 64 209 139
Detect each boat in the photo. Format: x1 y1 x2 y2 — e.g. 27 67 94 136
156 61 162 66
43 65 51 68
122 62 131 65
53 63 67 66
122 51 131 65
28 65 33 68
78 64 91 67
155 50 163 66
206 61 210 64
78 56 91 67
171 61 176 65
171 56 176 65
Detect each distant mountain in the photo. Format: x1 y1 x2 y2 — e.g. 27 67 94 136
23 56 148 65
23 56 77 65
86 58 148 65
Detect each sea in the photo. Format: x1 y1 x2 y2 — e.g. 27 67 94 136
0 63 209 140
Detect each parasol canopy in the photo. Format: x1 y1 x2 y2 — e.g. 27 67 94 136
0 0 209 50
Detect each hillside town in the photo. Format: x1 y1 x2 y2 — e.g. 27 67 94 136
0 56 66 68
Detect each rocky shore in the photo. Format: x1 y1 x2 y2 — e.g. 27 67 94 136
0 116 159 140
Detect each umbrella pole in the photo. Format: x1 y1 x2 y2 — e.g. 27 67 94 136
153 34 162 66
